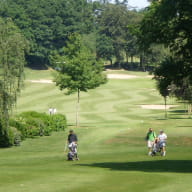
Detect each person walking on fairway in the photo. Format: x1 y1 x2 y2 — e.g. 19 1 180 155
67 130 79 160
157 130 167 156
146 128 156 156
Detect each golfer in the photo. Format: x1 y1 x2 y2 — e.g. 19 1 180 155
68 130 78 144
67 130 79 160
157 130 167 156
146 128 156 156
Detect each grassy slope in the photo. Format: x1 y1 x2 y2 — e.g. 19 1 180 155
0 68 192 192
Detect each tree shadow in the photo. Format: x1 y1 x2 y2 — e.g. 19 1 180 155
169 117 189 119
177 126 192 127
77 160 192 173
170 110 187 114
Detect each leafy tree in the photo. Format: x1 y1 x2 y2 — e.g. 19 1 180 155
153 57 175 118
97 3 131 64
0 18 27 147
53 34 107 127
0 0 96 67
124 11 143 65
97 3 143 67
96 34 114 65
139 0 192 105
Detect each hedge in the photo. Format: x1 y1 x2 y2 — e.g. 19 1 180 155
8 111 67 146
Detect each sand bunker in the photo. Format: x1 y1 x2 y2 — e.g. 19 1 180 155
29 79 53 84
107 74 138 79
140 105 179 110
29 73 149 82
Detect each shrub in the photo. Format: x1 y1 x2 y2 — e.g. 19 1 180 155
10 111 67 139
9 119 27 140
50 114 67 132
8 127 22 146
0 122 10 147
1 111 67 147
0 121 21 147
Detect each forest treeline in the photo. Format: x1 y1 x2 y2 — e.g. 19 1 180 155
0 0 162 69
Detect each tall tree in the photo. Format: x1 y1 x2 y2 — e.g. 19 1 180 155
97 3 143 67
139 0 192 104
0 0 95 67
53 34 107 127
96 34 114 65
0 18 27 147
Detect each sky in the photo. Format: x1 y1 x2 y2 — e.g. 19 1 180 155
128 0 150 9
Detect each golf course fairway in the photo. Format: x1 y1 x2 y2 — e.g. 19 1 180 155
0 69 192 192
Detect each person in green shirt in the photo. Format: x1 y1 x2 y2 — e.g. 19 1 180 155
146 128 156 156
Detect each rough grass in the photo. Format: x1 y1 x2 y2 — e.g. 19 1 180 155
0 68 192 192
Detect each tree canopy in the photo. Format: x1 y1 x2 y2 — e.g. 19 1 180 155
53 33 107 94
0 0 145 68
0 17 27 147
139 0 192 105
0 0 96 66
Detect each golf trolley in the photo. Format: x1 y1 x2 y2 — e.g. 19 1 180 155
67 142 79 161
151 140 166 156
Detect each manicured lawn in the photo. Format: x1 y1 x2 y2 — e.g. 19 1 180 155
0 68 192 192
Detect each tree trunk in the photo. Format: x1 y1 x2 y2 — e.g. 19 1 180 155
110 59 113 66
139 54 143 69
164 96 167 119
126 52 129 64
76 89 80 128
131 55 134 65
188 103 192 117
140 54 146 71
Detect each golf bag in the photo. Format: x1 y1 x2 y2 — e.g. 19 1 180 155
67 142 78 160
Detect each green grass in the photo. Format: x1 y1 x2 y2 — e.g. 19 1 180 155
1 68 192 192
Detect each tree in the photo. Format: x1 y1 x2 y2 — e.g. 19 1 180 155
0 18 27 147
53 34 107 127
139 0 192 105
153 58 175 118
0 0 96 67
96 3 143 67
96 34 114 65
97 3 131 65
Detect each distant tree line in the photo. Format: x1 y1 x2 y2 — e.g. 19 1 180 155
0 0 161 69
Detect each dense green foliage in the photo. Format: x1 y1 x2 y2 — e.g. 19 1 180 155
97 3 143 65
9 111 67 146
139 0 192 104
0 17 27 147
54 34 107 94
0 0 147 68
0 0 95 66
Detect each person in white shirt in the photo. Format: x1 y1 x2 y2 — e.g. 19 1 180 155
157 130 167 156
49 107 53 115
53 108 57 114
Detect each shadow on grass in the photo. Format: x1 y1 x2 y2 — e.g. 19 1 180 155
177 126 192 127
156 118 168 120
77 160 192 173
169 117 191 119
170 110 187 114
